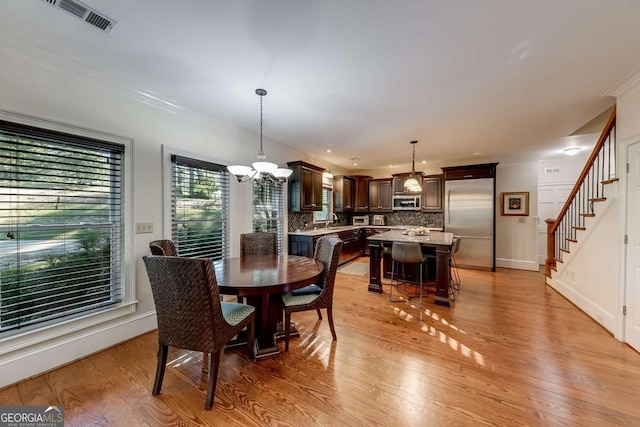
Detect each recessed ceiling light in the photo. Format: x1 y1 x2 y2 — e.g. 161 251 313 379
326 149 332 153
563 147 581 156
473 152 481 156
389 164 394 167
421 160 426 164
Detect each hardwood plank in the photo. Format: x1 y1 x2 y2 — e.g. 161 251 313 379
0 384 23 405
2 261 640 425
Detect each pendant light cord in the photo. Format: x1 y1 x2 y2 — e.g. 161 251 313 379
258 92 264 156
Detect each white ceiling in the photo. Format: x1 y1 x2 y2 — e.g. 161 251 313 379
0 0 638 173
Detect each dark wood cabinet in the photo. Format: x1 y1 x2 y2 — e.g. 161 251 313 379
287 161 324 211
333 175 354 212
392 172 423 195
422 174 443 212
369 179 393 212
441 163 498 181
289 229 363 265
364 227 389 256
352 175 372 212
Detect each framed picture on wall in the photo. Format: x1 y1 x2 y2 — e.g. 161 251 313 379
501 191 529 216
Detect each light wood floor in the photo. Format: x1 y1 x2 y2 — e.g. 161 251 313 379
2 259 640 426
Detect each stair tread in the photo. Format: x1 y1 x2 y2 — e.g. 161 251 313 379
567 238 578 243
589 197 606 202
603 178 619 184
580 213 596 217
560 248 570 253
572 226 586 230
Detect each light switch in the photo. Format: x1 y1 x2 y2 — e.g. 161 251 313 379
135 222 153 234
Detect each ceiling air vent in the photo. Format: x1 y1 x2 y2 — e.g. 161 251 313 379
40 0 117 33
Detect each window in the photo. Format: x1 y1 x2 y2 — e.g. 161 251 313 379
313 186 333 223
0 119 125 335
171 155 229 260
252 180 285 253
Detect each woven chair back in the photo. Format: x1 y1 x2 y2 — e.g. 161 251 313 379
312 235 343 306
149 239 178 256
240 232 277 256
143 255 227 352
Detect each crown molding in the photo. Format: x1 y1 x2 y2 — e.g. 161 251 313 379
0 33 240 136
604 64 640 100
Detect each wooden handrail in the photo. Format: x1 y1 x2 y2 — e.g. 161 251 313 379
549 106 616 236
545 106 616 277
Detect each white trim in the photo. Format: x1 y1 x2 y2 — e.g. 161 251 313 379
604 64 640 99
495 258 540 271
0 108 136 367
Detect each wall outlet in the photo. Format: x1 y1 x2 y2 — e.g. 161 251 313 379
135 222 153 234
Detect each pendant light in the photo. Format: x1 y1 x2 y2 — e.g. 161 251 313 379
404 140 422 192
227 89 293 182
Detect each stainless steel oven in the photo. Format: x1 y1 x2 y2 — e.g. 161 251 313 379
392 195 421 210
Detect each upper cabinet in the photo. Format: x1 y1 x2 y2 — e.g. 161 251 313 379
441 163 498 181
369 179 393 212
333 175 354 212
392 172 423 194
287 161 325 211
352 175 372 212
421 174 443 212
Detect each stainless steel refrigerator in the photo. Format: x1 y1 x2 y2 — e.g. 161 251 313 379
444 178 495 270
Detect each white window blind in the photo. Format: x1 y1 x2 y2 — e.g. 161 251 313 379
252 180 284 253
171 155 229 260
0 120 124 335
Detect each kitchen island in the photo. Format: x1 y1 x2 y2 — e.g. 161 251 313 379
367 229 454 307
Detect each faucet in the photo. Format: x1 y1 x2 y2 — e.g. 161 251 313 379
325 212 339 228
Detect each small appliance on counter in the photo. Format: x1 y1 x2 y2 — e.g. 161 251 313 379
352 215 369 225
372 215 385 226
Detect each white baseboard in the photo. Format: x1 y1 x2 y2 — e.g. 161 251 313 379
0 312 157 388
546 277 615 334
496 257 540 271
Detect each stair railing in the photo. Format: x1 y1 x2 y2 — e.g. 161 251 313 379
545 106 617 277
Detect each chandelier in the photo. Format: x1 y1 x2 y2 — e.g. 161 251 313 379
404 140 422 192
227 89 293 183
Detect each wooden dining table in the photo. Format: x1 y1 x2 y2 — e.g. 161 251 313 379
214 254 324 360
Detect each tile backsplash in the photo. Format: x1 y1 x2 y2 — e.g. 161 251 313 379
288 211 443 231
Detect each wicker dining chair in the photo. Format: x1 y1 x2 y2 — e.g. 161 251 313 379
149 239 178 256
280 235 343 352
143 255 255 410
240 232 277 257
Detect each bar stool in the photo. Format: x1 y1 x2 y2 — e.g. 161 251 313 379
389 241 427 321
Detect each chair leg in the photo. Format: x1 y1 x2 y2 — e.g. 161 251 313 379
284 311 292 352
316 307 322 319
327 306 337 341
152 344 168 395
247 317 255 360
205 350 221 410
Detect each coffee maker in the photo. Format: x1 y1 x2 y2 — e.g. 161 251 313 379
372 215 385 226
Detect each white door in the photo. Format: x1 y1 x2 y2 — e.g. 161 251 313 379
625 141 640 352
537 184 573 265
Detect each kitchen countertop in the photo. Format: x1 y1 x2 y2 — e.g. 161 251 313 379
288 225 443 237
367 229 454 246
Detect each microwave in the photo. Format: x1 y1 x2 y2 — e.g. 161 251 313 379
393 195 421 211
352 216 369 225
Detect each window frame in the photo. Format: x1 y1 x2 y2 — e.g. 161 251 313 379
0 110 134 350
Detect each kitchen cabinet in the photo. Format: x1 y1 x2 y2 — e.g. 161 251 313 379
287 161 324 211
392 172 423 194
289 228 363 265
352 175 372 212
333 175 354 212
369 179 393 212
441 163 498 181
421 174 443 212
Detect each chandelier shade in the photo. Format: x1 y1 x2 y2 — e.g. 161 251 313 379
227 88 292 183
404 140 422 192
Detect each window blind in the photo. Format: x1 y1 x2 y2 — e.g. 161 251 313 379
252 180 285 253
171 155 229 260
0 120 124 334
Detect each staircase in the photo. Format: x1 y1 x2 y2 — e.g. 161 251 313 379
545 107 617 276
544 107 619 331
